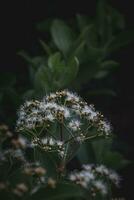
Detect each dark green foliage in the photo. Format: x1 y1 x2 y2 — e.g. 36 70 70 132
21 2 134 97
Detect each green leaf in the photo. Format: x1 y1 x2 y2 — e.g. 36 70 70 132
100 60 119 70
108 30 134 52
48 52 66 74
96 2 125 46
48 52 68 88
39 40 52 55
77 141 96 164
48 53 79 88
66 57 79 82
94 70 109 79
106 5 125 31
51 20 74 55
92 138 129 169
76 14 92 30
101 151 130 169
96 0 107 44
31 182 85 200
34 65 51 93
94 60 119 79
92 138 113 162
18 51 32 63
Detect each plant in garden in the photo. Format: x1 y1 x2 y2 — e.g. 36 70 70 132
0 91 124 199
0 1 132 199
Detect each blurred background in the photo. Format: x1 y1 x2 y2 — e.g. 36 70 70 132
0 0 134 199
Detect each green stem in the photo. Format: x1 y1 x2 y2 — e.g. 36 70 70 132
60 122 63 141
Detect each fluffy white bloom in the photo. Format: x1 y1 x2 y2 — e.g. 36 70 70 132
94 180 107 195
108 170 120 186
41 138 48 145
16 90 112 159
57 141 63 146
69 164 120 197
56 106 70 119
69 169 95 189
68 120 81 132
39 102 58 111
82 164 93 171
45 113 55 122
66 91 80 102
99 120 111 135
81 105 98 121
49 138 55 146
45 93 57 101
95 165 109 175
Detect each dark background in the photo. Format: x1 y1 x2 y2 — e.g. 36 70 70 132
0 0 134 199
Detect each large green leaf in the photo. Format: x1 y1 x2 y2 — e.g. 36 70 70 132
51 20 74 56
65 57 79 83
76 14 92 31
34 65 51 93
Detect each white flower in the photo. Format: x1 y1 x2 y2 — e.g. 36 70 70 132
82 164 93 171
95 165 109 175
56 141 63 146
82 105 98 120
17 136 27 148
16 90 112 155
82 171 95 182
99 120 111 135
32 109 39 115
66 91 80 102
58 150 64 158
41 138 48 145
63 107 70 119
25 101 32 107
68 120 81 132
108 171 120 186
49 138 55 146
69 169 95 189
46 93 57 101
45 113 55 122
94 180 107 195
69 174 77 181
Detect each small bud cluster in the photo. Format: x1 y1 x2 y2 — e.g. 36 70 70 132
0 124 13 142
0 157 56 196
13 183 28 197
69 164 120 197
16 90 112 157
23 162 46 177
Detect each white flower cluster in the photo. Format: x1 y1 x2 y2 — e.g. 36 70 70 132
69 164 120 197
95 164 120 186
16 90 112 156
32 137 64 157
